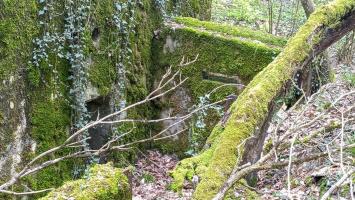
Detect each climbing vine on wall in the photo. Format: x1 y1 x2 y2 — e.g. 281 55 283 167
63 0 91 149
155 0 169 20
29 0 92 151
29 0 144 149
29 0 65 89
112 0 136 114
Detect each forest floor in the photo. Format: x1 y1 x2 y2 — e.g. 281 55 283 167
132 150 193 200
257 58 354 199
132 51 354 199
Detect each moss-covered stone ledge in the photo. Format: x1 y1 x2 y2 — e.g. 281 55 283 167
40 163 131 200
174 17 287 47
153 17 285 91
151 17 285 155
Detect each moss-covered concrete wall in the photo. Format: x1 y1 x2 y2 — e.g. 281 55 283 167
0 0 38 185
40 163 131 200
0 0 214 196
0 0 158 193
151 17 285 155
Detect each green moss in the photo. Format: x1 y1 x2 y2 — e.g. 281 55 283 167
0 0 36 186
329 69 336 82
170 148 214 192
153 22 282 102
0 111 3 124
167 0 213 20
26 56 76 195
0 0 38 81
170 125 224 191
171 0 355 199
31 95 70 151
87 0 117 96
87 1 162 157
0 2 38 166
40 163 131 200
21 1 77 193
152 19 282 155
174 17 286 47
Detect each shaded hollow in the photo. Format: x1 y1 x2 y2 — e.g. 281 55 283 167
87 97 111 151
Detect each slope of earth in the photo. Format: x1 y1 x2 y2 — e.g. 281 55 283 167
257 48 354 199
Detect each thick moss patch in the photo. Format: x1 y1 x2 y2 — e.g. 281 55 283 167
174 17 286 47
151 18 284 155
153 18 283 101
172 0 355 199
0 0 38 184
0 0 217 196
40 163 131 200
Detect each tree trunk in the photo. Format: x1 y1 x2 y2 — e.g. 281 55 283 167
300 0 332 96
300 0 316 17
172 0 355 199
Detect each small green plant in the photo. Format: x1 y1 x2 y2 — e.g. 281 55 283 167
142 172 155 183
319 178 329 196
346 131 355 158
322 102 332 110
343 72 355 87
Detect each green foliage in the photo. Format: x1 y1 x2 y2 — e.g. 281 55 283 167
343 72 355 87
167 0 213 20
142 172 156 183
211 0 267 26
211 0 331 36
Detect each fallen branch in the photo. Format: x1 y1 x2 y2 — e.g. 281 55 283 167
320 168 355 200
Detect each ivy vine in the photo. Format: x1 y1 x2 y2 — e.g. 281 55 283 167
63 0 91 149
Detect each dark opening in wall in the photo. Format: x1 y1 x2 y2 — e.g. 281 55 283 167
87 97 111 152
202 70 243 84
91 27 100 42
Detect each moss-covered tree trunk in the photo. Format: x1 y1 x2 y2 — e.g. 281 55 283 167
300 0 332 97
172 0 355 199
